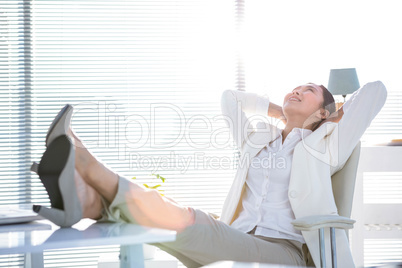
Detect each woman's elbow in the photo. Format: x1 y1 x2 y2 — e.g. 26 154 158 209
221 90 236 111
368 80 387 99
221 89 235 102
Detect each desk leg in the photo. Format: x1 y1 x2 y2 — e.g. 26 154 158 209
120 245 144 268
24 252 44 268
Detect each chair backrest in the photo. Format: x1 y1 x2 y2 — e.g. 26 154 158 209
331 141 361 218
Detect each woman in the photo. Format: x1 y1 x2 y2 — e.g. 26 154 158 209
33 81 387 267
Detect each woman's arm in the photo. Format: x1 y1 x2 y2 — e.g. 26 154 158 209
328 81 387 165
221 90 270 149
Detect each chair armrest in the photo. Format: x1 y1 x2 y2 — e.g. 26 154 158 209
291 215 355 231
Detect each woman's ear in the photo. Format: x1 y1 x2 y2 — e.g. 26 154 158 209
320 109 330 120
313 108 328 120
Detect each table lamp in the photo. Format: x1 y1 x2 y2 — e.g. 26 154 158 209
327 68 360 110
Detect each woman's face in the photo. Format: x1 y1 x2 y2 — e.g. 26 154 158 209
282 83 325 120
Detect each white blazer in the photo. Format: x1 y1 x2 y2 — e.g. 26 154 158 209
220 81 387 267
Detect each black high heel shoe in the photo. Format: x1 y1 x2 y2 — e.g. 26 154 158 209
31 104 82 227
33 134 82 227
31 104 73 174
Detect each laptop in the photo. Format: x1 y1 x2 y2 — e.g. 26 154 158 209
0 204 43 225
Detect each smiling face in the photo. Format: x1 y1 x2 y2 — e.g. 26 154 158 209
282 83 328 127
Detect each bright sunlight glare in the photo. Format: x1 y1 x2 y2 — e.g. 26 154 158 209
238 0 402 105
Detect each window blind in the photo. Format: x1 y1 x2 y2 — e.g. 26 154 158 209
1 0 238 267
1 1 34 266
364 91 402 144
29 0 237 211
365 239 402 267
0 0 32 206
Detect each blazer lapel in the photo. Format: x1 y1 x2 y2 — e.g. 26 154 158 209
242 123 281 159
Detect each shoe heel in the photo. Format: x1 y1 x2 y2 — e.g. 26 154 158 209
30 162 39 174
46 104 73 146
33 205 68 227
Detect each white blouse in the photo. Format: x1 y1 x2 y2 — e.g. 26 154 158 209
231 126 313 244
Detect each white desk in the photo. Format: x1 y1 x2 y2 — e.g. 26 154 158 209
0 219 176 268
203 261 299 267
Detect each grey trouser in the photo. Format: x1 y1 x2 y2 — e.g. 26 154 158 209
100 176 308 268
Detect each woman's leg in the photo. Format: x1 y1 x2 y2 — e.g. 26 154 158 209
70 130 119 203
74 169 102 219
70 130 195 232
68 132 305 267
152 209 306 268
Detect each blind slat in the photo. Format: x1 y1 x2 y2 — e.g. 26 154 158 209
1 0 236 267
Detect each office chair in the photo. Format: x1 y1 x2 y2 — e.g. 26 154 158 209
292 141 361 268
